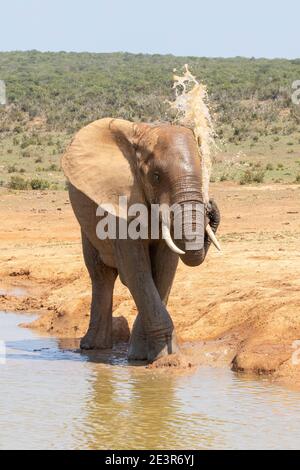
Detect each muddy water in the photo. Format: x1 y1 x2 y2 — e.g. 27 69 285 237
1 312 300 450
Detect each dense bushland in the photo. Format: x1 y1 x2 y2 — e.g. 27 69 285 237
0 51 300 187
0 51 299 139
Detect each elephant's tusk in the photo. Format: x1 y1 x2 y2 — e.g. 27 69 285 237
162 221 185 255
206 225 221 251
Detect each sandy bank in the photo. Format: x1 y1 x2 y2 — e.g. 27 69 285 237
0 183 300 387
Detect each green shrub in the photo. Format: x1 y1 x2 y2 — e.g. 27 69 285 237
8 176 29 190
29 178 50 190
265 163 274 171
48 163 59 171
7 165 17 173
220 173 229 181
295 174 300 183
252 170 265 183
239 170 252 185
239 169 265 185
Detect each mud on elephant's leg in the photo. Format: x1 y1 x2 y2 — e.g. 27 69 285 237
116 238 178 362
80 230 118 350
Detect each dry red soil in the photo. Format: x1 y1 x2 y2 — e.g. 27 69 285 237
1 183 300 387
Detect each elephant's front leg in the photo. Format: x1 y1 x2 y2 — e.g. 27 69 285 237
80 230 117 350
115 238 178 362
128 241 179 360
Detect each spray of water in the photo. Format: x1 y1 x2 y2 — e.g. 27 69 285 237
169 64 216 204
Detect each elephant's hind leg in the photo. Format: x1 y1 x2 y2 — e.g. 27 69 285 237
80 230 117 350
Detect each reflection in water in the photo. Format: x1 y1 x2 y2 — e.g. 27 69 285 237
0 312 300 450
83 367 220 450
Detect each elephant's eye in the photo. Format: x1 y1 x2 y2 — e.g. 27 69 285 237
152 171 160 184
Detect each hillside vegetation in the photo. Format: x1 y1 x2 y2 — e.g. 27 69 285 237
0 51 300 188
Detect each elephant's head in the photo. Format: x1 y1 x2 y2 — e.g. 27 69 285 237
127 122 220 266
62 118 220 266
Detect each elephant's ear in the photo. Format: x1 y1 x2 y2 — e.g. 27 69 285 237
61 118 149 211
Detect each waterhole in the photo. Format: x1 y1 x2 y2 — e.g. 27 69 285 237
0 312 300 450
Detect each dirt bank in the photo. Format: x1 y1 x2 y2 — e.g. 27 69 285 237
0 183 300 387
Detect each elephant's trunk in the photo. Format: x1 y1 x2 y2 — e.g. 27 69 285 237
162 175 220 266
173 200 206 266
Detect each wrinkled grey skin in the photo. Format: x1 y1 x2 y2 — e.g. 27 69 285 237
68 125 220 362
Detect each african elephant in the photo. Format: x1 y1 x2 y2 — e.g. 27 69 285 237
62 118 220 362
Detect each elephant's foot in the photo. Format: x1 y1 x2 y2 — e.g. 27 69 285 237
128 329 179 363
128 333 148 361
80 327 112 350
127 314 179 362
128 314 148 361
147 331 179 363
